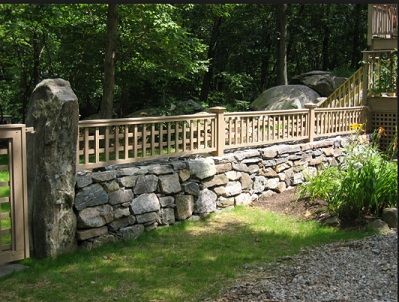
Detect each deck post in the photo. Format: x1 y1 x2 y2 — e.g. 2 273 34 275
305 103 318 142
208 107 226 157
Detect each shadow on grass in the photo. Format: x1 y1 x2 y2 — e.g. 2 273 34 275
0 207 371 302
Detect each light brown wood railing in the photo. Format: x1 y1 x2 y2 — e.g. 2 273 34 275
370 4 397 38
78 113 217 169
314 106 367 138
224 109 309 149
318 67 365 108
78 105 368 170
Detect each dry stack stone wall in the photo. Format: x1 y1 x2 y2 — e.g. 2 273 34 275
74 136 353 249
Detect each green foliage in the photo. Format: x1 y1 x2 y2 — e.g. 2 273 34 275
0 4 368 120
298 167 341 201
299 140 398 223
0 207 369 301
370 52 397 95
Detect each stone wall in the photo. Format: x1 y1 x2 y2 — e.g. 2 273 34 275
74 136 353 249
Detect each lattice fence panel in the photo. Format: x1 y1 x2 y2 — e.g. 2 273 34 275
372 112 397 150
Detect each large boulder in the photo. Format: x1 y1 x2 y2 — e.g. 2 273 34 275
250 85 320 110
291 71 347 97
26 78 79 258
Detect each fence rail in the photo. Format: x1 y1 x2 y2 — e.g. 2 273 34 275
371 4 397 38
78 113 217 169
78 105 368 170
224 109 309 149
314 106 367 138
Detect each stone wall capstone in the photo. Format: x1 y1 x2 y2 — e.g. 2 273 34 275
74 135 357 249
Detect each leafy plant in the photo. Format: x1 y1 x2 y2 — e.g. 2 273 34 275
370 52 397 95
299 138 397 223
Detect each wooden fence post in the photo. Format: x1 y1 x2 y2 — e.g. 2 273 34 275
208 106 226 156
304 103 317 142
362 51 369 105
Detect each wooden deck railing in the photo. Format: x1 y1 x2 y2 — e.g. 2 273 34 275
78 105 368 170
370 4 397 38
363 50 397 95
318 67 365 108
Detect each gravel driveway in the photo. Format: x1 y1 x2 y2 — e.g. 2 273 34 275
211 233 397 302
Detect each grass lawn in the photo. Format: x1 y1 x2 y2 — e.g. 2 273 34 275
0 169 11 247
0 206 371 302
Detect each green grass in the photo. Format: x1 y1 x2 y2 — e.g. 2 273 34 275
0 168 11 246
0 206 371 302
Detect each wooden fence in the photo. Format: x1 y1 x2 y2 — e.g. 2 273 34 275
77 105 368 170
370 4 397 39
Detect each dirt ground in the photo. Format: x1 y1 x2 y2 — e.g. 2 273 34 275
251 188 329 222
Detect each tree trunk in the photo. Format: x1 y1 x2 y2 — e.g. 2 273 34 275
322 5 331 70
351 4 361 68
100 4 118 119
276 4 288 85
200 16 223 102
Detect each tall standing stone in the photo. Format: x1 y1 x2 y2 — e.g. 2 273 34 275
26 79 79 258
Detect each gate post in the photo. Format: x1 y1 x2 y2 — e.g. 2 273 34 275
208 107 226 157
26 79 79 258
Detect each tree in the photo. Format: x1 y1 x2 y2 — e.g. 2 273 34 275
276 4 288 85
100 3 118 119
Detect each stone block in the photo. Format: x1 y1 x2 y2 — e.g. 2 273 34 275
188 158 216 179
178 169 191 182
136 212 160 225
118 175 138 188
175 195 194 220
225 181 242 197
182 181 200 196
148 165 173 175
253 176 268 193
215 163 232 173
160 208 175 225
134 175 158 194
92 171 116 183
76 173 92 188
77 226 108 241
159 196 175 208
266 177 280 190
75 183 108 211
109 189 133 205
203 174 229 188
225 171 241 181
195 189 217 214
240 173 253 190
114 207 131 219
120 225 144 240
235 193 252 206
131 193 160 214
108 216 136 232
102 180 120 192
77 204 113 229
232 163 249 172
159 174 181 194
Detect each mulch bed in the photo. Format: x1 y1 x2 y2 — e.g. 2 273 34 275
251 188 329 222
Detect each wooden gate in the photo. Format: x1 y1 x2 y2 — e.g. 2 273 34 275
0 124 29 265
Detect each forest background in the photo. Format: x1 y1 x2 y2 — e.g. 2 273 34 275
0 4 367 121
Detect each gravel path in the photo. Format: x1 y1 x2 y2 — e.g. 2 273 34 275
212 233 397 302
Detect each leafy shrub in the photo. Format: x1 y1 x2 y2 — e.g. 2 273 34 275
299 140 397 223
298 167 341 201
